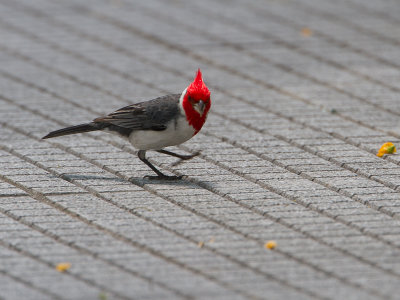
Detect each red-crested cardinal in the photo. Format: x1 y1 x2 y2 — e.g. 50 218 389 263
43 69 211 179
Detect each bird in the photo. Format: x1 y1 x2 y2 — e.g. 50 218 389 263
42 69 211 180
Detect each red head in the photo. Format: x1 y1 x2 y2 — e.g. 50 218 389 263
182 69 211 134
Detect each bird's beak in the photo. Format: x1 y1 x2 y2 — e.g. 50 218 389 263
195 100 206 116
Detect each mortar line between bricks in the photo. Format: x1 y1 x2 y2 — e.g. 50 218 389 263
1 48 400 280
0 6 396 292
177 0 400 95
0 233 128 300
0 20 172 93
179 138 400 273
4 0 400 132
0 24 168 95
0 193 27 198
0 45 169 106
0 88 386 297
0 105 304 299
64 3 400 120
1 45 400 232
0 46 138 105
188 128 400 246
246 1 400 72
0 73 396 300
0 147 323 300
73 8 400 144
37 0 400 96
1 47 399 250
0 267 63 300
0 114 393 299
0 1 396 298
0 160 262 300
0 9 173 93
0 176 192 299
1 29 400 239
21 97 400 288
3 82 400 293
8 0 400 143
281 0 400 47
0 126 324 300
2 25 400 197
346 0 400 25
0 200 193 300
0 70 386 298
0 142 377 300
0 122 330 300
87 1 400 197
206 113 400 218
5 131 394 299
0 8 399 148
120 0 400 106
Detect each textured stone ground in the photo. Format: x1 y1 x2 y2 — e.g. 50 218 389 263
1 0 400 299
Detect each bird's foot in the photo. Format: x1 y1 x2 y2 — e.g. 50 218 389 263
171 152 200 166
179 151 200 160
144 174 183 180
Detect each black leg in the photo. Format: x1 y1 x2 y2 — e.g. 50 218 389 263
138 150 182 180
157 149 200 166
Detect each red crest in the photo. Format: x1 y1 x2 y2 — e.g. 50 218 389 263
182 69 211 134
187 69 210 100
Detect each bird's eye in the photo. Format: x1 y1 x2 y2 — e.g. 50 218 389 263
187 95 195 103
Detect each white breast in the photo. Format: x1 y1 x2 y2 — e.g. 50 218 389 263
128 115 195 150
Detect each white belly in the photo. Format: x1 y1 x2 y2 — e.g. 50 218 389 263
128 116 195 150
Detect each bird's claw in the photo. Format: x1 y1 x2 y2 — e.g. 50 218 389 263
144 175 183 180
171 151 200 166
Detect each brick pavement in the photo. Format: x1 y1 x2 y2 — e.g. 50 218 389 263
0 0 400 299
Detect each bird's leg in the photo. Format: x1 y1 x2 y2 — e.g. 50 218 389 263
138 150 182 180
157 149 200 166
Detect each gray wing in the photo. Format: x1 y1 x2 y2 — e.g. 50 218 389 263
93 94 181 131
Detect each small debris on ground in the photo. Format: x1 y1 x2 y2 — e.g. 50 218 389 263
56 262 71 272
264 241 277 250
301 27 313 37
377 142 396 157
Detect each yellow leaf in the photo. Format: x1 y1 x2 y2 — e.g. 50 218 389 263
264 240 277 250
377 142 396 157
301 27 313 37
56 262 71 272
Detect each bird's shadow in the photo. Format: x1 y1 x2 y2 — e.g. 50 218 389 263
59 173 210 188
60 174 126 182
131 175 209 188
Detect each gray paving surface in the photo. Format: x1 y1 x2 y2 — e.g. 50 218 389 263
1 0 400 299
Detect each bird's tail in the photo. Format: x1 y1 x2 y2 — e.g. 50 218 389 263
42 123 102 139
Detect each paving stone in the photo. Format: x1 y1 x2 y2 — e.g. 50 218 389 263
1 0 400 299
